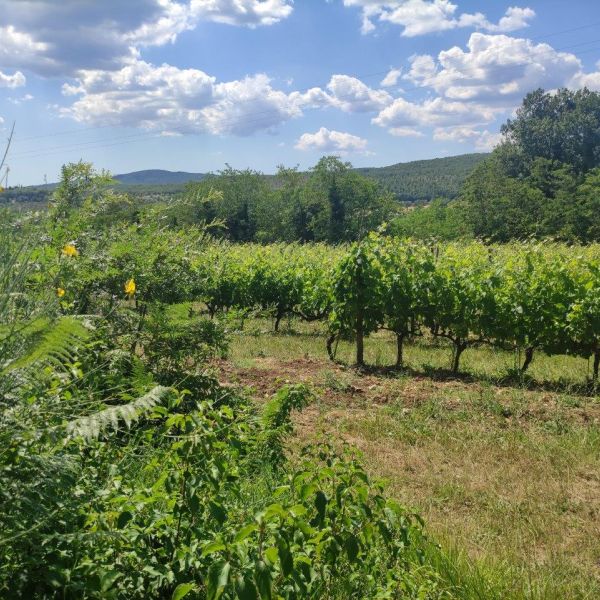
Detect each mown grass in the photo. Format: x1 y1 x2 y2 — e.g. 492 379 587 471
211 313 600 600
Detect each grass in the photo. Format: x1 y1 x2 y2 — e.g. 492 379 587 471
211 314 600 599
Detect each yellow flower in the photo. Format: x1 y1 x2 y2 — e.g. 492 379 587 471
56 287 65 298
124 278 136 297
62 244 79 257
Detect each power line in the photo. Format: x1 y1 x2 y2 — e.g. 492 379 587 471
14 48 600 162
10 18 600 147
7 31 600 164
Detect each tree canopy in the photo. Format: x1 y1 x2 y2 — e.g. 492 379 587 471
462 88 600 243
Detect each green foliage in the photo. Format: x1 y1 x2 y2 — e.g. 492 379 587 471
4 148 600 598
176 157 396 244
356 153 488 202
502 88 600 173
1 191 453 600
389 199 472 241
463 88 600 243
329 236 386 365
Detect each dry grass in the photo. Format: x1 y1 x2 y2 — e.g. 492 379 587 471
212 316 600 599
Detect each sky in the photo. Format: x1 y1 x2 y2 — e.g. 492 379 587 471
1 0 600 185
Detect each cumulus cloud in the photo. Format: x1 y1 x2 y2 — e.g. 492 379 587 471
381 68 402 87
342 1 535 37
373 96 495 129
404 33 583 106
0 69 26 88
570 60 600 92
370 31 600 144
433 126 502 150
325 75 392 112
61 59 302 136
295 127 368 153
0 0 293 76
388 126 424 137
288 75 392 113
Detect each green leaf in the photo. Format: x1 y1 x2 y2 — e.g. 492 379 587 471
172 582 195 600
344 535 360 563
264 547 278 565
233 523 258 544
209 501 228 525
254 561 272 600
100 570 120 592
289 504 308 518
207 561 231 600
202 541 226 557
117 510 133 529
235 575 258 600
263 503 286 520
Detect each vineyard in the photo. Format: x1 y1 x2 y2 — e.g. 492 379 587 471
58 230 600 381
1 160 600 599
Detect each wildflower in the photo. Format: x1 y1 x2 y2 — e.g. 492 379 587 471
62 244 79 257
57 287 65 298
124 278 136 297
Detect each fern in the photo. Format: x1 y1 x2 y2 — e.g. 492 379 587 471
1 316 91 375
65 385 171 442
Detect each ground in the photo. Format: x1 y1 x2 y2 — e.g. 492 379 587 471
212 317 600 599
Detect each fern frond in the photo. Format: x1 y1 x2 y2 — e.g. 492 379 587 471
65 385 171 442
1 317 91 375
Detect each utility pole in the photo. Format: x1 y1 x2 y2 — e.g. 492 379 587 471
0 121 15 174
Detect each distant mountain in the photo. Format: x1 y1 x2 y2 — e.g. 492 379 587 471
356 153 489 202
113 169 205 185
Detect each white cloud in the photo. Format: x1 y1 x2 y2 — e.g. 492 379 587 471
61 59 302 136
203 74 302 135
405 33 583 106
486 7 536 33
381 67 402 87
295 127 368 153
373 96 495 129
326 75 392 112
0 0 293 77
389 126 424 137
570 60 600 92
368 31 600 147
288 74 392 113
7 93 34 105
0 69 26 88
433 126 501 150
190 0 293 27
342 1 535 37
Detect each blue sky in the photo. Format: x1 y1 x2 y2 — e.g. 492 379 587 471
1 0 600 185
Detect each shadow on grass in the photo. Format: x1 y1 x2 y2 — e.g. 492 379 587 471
335 360 599 398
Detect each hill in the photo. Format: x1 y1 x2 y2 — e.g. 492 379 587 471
1 153 488 205
356 153 489 202
113 169 205 185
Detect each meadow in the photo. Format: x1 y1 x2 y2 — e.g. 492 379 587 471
220 315 600 599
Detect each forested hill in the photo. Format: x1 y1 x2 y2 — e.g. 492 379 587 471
356 153 489 202
114 169 206 185
1 153 488 205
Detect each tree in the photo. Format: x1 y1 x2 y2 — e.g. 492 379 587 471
462 88 600 242
308 156 397 243
310 156 350 242
502 88 600 173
